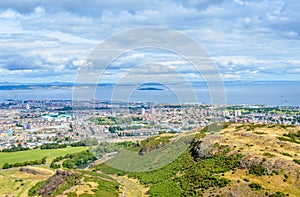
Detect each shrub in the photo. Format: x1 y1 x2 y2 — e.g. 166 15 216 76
264 152 275 157
269 191 286 197
293 159 300 165
249 182 262 190
28 181 45 196
249 164 267 176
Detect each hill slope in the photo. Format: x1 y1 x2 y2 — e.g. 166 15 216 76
96 123 300 197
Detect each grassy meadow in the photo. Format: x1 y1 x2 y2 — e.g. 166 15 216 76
0 146 87 167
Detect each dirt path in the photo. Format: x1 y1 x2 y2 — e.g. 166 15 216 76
113 175 148 197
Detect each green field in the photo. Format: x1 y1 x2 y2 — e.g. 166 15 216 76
0 146 87 168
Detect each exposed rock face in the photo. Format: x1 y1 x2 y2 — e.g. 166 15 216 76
139 142 166 156
191 135 227 159
240 154 299 175
37 170 80 197
190 134 229 160
239 155 264 169
191 139 213 159
19 167 43 175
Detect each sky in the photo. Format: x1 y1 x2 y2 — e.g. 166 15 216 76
1 0 300 83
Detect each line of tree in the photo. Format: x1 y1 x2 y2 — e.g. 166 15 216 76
2 157 47 169
70 141 86 147
2 144 30 152
40 143 67 150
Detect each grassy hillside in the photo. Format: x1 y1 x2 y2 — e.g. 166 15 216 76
96 123 300 197
0 167 54 197
2 123 300 196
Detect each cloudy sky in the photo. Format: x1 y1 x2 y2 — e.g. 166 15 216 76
1 0 300 83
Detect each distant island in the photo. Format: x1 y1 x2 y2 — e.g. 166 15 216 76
138 87 164 91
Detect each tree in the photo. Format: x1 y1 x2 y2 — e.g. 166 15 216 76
62 159 76 169
41 157 47 164
2 162 11 169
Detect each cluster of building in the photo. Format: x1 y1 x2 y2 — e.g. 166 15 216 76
0 99 299 150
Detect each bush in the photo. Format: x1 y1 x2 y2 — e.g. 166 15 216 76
293 159 300 165
264 152 275 157
249 182 262 190
269 191 286 197
50 162 61 169
282 152 292 157
62 159 76 169
249 164 267 176
2 162 12 169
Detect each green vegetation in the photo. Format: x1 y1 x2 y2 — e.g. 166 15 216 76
277 131 300 144
264 152 275 157
269 191 286 197
4 123 300 196
140 135 173 148
201 122 230 133
90 116 143 126
28 170 120 197
28 181 45 196
0 146 87 167
50 150 96 169
50 162 61 169
138 135 174 155
93 141 137 158
80 171 120 197
1 144 30 152
293 159 300 165
282 152 292 157
249 182 263 190
96 143 242 196
248 163 268 176
69 138 99 147
40 143 67 149
225 106 300 116
2 157 46 169
108 125 146 133
90 116 116 125
70 141 86 147
236 123 266 131
47 173 82 197
80 138 99 146
254 131 266 135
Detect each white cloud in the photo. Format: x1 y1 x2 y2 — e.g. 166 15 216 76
0 0 300 82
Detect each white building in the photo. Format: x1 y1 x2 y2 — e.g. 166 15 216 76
235 110 242 117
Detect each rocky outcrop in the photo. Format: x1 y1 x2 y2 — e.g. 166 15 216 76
190 135 227 159
37 170 80 197
139 142 165 156
19 167 44 175
191 138 214 159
